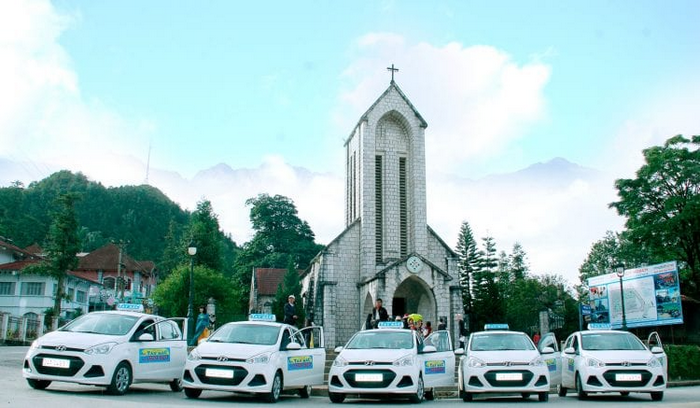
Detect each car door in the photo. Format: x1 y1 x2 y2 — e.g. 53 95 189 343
647 331 668 378
154 319 187 379
561 334 579 388
538 332 561 388
422 331 456 388
132 318 185 381
280 328 312 387
295 326 326 386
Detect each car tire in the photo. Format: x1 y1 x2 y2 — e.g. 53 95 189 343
299 385 311 399
521 392 531 399
558 384 567 397
576 374 587 400
329 392 346 403
651 392 663 401
538 392 549 402
184 387 202 399
462 392 473 402
106 362 132 395
620 391 629 397
265 371 283 403
169 378 183 392
26 379 51 390
409 375 424 403
425 389 435 400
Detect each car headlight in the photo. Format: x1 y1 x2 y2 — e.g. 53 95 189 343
529 356 545 366
393 355 414 367
647 357 661 368
85 342 117 355
586 357 605 368
246 352 271 364
467 357 486 368
333 356 348 367
187 349 202 361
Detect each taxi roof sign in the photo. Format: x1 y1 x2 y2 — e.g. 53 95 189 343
587 323 612 330
484 323 509 331
116 303 144 312
249 313 276 322
378 321 404 329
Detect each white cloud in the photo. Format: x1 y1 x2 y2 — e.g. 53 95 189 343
336 33 551 175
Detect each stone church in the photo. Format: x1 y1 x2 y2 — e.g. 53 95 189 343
300 77 463 348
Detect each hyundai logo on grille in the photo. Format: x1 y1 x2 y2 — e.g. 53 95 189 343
504 361 512 367
364 361 374 366
217 356 229 362
621 361 631 367
55 345 67 352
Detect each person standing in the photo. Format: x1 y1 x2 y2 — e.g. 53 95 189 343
457 314 467 349
366 298 389 329
284 294 298 326
437 317 447 331
190 305 210 346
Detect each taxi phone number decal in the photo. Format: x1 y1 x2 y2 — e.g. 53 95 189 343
425 360 446 374
545 358 557 372
567 358 575 372
288 355 313 371
139 347 171 364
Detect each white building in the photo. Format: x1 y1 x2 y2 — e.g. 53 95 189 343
300 79 463 348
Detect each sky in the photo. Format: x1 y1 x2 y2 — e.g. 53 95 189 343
1 0 699 285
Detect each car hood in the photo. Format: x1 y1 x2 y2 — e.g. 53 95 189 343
195 341 277 359
339 348 412 363
581 349 653 363
36 330 124 349
469 350 541 363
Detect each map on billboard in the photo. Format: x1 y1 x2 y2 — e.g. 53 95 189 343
587 261 683 329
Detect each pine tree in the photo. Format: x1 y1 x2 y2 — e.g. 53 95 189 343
472 235 503 328
510 242 528 281
455 221 481 314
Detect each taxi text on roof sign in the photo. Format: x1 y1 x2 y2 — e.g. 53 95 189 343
116 303 144 312
377 321 404 329
484 323 509 330
587 323 612 330
249 313 276 322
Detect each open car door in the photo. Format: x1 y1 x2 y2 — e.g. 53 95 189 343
537 332 561 389
422 331 456 388
293 326 326 386
648 331 668 378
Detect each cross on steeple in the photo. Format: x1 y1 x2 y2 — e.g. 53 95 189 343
387 64 399 82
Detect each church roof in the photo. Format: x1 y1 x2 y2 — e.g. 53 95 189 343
366 253 454 285
345 81 427 146
254 268 303 296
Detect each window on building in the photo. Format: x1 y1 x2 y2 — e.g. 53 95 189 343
375 155 383 263
0 282 16 296
21 282 45 296
67 287 75 301
76 290 87 303
399 156 408 257
103 276 116 290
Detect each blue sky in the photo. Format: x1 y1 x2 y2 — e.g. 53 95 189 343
1 0 699 281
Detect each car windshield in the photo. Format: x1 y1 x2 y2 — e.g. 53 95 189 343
208 324 280 345
581 332 646 351
60 313 139 336
345 331 413 349
470 333 535 351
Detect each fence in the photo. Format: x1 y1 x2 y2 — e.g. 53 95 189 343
0 313 46 344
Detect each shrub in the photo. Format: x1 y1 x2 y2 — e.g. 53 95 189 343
665 344 700 380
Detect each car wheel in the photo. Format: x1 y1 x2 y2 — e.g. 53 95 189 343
184 387 202 399
558 384 567 397
26 379 51 390
521 392 531 399
409 375 424 403
538 392 549 402
425 389 435 400
106 362 131 395
651 392 664 401
576 374 587 400
462 392 473 402
299 385 311 399
265 371 283 403
169 378 183 392
329 392 346 403
620 391 629 397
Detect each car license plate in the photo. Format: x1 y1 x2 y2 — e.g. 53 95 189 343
496 373 522 381
355 373 383 382
42 358 70 369
205 368 234 379
616 373 642 382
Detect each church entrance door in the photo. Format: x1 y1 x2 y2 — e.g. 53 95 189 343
392 276 436 323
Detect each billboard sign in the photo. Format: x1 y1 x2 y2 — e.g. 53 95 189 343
587 261 683 329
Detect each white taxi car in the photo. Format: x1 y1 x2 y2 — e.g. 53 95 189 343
558 325 666 401
458 324 555 402
328 323 458 403
23 309 187 395
182 314 325 402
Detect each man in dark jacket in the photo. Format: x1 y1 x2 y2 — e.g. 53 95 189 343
365 298 389 329
284 295 298 326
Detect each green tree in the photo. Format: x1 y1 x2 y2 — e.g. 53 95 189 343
272 258 305 326
471 236 503 329
153 265 242 324
189 199 223 271
510 243 529 281
610 135 700 297
455 221 480 314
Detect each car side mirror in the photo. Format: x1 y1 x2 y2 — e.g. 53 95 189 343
138 333 154 342
286 342 301 351
454 348 464 355
334 346 344 353
651 346 664 354
564 347 575 355
422 345 437 354
540 346 555 354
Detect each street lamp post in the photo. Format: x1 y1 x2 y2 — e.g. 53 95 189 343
614 263 627 330
187 241 197 344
